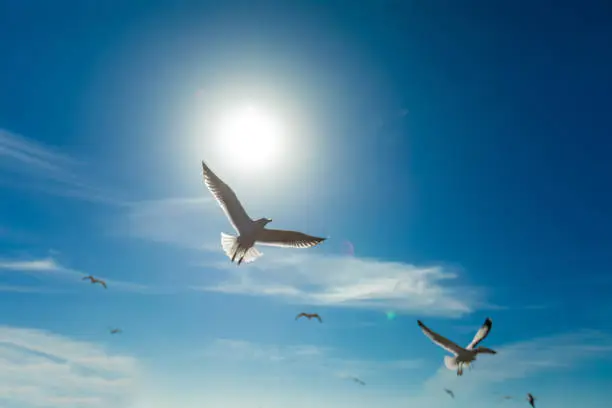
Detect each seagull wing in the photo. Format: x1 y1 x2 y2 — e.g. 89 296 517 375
99 280 107 289
417 320 463 355
201 161 252 234
82 276 91 281
466 317 493 350
295 313 306 320
314 314 322 323
256 228 326 248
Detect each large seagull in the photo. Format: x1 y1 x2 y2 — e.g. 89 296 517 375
417 317 497 376
201 161 326 264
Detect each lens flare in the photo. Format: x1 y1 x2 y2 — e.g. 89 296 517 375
342 240 355 257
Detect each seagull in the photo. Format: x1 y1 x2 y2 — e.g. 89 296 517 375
295 312 322 323
417 317 497 376
501 396 514 401
526 393 536 408
201 161 327 265
109 328 122 334
82 275 107 289
351 377 366 386
444 388 455 399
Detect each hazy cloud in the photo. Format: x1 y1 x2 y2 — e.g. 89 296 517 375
0 325 139 407
198 252 482 317
0 129 123 205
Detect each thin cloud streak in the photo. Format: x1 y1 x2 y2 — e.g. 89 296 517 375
0 129 125 206
203 338 422 380
0 256 165 295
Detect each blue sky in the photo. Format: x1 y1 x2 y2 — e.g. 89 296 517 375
1 1 611 407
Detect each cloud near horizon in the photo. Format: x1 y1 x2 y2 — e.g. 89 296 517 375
0 325 139 408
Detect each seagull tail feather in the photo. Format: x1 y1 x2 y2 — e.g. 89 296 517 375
444 355 459 370
220 233 263 264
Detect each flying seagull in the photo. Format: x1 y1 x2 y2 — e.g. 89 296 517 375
444 388 455 399
295 312 322 323
501 396 514 401
82 275 107 289
109 328 122 334
527 393 536 408
201 161 326 265
351 377 365 386
417 317 497 376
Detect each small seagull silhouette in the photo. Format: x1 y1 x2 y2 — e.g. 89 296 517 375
82 275 107 289
351 377 365 386
295 313 322 323
109 328 122 334
527 393 536 408
444 388 455 399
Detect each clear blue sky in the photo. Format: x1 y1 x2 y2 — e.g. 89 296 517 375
1 1 611 407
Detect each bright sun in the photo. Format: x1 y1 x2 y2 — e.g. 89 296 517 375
215 106 282 170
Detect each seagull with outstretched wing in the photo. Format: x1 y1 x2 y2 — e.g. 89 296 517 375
82 275 107 289
295 312 322 323
201 161 326 265
417 318 497 376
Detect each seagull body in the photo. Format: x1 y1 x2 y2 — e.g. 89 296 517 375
527 393 536 408
201 161 326 265
444 388 455 399
82 275 107 289
295 312 322 323
417 317 497 376
351 377 365 386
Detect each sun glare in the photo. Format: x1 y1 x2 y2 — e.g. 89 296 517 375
215 106 282 170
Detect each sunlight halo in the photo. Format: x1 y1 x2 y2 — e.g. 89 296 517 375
214 106 282 171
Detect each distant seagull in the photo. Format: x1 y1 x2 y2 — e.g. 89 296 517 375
109 328 122 335
501 396 514 400
417 317 497 376
444 388 455 399
295 312 322 323
201 161 326 265
82 275 107 289
527 393 536 408
351 377 366 386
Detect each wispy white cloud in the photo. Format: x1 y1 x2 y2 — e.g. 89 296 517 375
203 338 422 380
0 258 61 271
0 325 139 407
420 329 612 398
0 256 163 294
117 196 218 250
197 253 482 317
119 195 484 317
0 129 123 205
